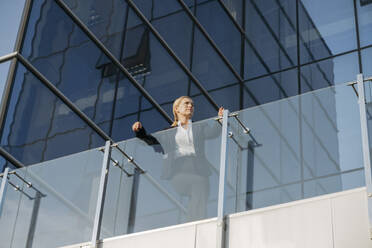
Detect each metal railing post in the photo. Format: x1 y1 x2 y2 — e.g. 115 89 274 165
217 109 229 248
91 140 112 247
0 167 9 215
356 73 372 238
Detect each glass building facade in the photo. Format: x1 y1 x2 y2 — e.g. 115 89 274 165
0 0 369 167
0 0 371 247
0 0 370 167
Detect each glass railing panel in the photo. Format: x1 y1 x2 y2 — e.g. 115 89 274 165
0 148 103 248
100 146 135 239
225 82 364 214
102 117 222 238
363 80 372 182
0 168 27 247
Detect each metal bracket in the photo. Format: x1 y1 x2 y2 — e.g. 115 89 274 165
98 148 134 177
0 170 46 200
111 143 146 174
228 112 261 147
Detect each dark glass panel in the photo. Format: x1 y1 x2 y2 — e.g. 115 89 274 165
0 61 11 103
220 0 243 26
125 8 216 114
111 113 138 142
209 84 240 112
252 0 297 64
190 94 219 121
196 0 241 72
152 9 193 67
244 40 270 80
0 156 18 172
63 0 128 58
137 107 171 131
0 62 104 165
122 22 189 105
243 67 298 108
244 0 295 79
110 75 170 141
153 0 183 18
59 0 216 126
22 0 170 140
0 0 25 56
362 47 372 78
132 0 236 96
191 27 236 93
299 0 357 64
301 52 359 93
22 0 118 134
357 0 372 47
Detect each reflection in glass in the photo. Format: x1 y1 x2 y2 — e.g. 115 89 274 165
245 0 297 79
221 0 243 26
196 0 241 73
357 0 372 47
132 0 238 94
244 67 298 108
0 62 104 165
301 52 359 93
22 0 169 141
299 0 357 63
61 0 217 123
0 149 103 248
152 10 193 68
362 47 372 78
226 83 364 213
0 168 27 247
102 117 221 237
0 61 11 105
363 81 372 183
209 84 240 113
0 0 26 56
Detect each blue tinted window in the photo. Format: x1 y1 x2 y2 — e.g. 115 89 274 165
357 0 372 47
244 68 298 108
191 28 236 93
152 10 193 67
1 62 104 165
301 52 359 93
196 0 241 73
209 84 240 112
245 0 296 79
362 47 372 78
0 61 11 105
220 0 243 26
299 0 357 64
63 0 128 58
22 0 170 141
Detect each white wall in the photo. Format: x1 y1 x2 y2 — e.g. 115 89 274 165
227 187 372 248
62 187 372 248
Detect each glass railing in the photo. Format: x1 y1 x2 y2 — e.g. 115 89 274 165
360 76 372 231
100 117 222 239
0 80 367 247
0 148 103 248
224 82 364 214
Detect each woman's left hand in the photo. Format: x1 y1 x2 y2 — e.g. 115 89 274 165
218 106 224 117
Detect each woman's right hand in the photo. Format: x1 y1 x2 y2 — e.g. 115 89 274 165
132 121 142 132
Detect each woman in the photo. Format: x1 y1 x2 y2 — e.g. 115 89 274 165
132 96 223 221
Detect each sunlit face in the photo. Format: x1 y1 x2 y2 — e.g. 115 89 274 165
176 98 194 118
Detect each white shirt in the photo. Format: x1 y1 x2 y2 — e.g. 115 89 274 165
174 120 196 158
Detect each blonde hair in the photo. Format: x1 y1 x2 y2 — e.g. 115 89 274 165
171 96 193 127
